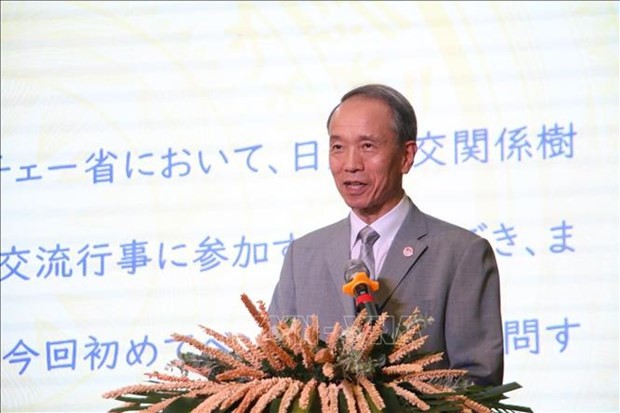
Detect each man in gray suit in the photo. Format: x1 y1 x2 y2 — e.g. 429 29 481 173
268 84 504 386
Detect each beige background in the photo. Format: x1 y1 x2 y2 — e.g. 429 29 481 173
1 2 618 412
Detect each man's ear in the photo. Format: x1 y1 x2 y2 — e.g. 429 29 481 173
402 141 417 174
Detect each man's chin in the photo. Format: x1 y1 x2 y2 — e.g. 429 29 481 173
340 196 368 210
344 202 377 218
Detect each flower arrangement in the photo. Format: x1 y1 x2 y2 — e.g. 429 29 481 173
103 294 531 412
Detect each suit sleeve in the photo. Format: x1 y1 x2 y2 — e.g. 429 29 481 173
445 237 504 386
268 240 297 322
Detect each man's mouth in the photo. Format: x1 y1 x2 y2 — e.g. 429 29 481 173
343 180 367 192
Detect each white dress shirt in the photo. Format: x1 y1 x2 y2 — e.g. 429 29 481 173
349 194 411 278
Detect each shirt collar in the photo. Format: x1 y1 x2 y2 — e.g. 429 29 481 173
349 194 410 249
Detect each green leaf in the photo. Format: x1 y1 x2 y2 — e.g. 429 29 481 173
364 389 385 413
489 402 534 413
471 381 523 399
109 406 150 413
268 398 282 413
161 396 206 412
376 385 410 412
288 388 322 413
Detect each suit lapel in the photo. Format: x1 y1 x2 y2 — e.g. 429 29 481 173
323 201 429 316
375 200 429 311
326 219 356 316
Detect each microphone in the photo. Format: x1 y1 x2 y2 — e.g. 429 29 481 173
342 259 380 320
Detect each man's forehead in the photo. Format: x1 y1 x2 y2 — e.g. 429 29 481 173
331 98 390 123
329 97 395 138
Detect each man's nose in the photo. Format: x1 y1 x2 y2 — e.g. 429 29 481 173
344 148 363 172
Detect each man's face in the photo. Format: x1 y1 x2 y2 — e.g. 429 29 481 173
328 96 416 223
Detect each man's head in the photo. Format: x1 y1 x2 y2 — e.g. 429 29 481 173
327 84 417 144
327 84 417 224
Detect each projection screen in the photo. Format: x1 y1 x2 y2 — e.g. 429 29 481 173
1 1 618 412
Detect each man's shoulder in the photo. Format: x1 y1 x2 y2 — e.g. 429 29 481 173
415 208 485 244
293 218 348 245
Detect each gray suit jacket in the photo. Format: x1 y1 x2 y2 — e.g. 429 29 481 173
268 198 504 386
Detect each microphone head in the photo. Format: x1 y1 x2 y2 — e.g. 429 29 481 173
344 259 369 281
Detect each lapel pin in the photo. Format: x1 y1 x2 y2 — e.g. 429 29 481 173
403 246 414 257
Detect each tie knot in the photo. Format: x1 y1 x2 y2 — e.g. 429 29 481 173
359 226 380 246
